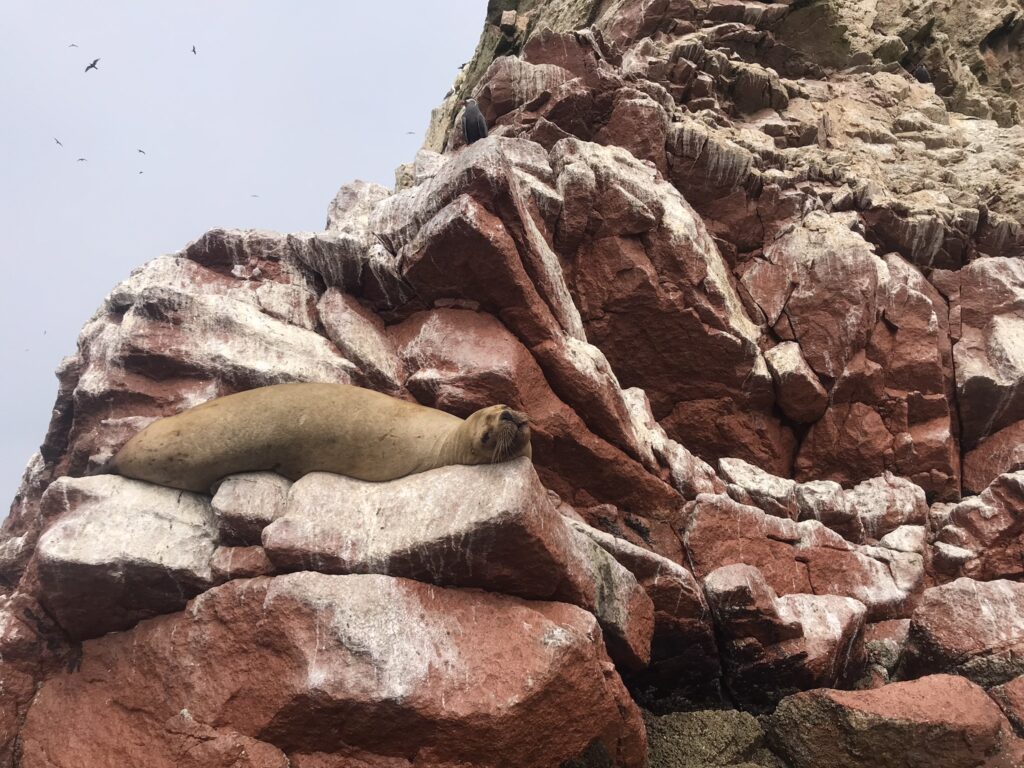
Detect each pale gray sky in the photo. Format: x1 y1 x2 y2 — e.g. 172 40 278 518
0 1 483 509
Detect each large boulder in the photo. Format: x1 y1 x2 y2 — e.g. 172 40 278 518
899 578 1024 686
766 675 1023 768
934 471 1024 581
262 460 654 670
703 564 866 710
34 475 217 639
17 574 647 768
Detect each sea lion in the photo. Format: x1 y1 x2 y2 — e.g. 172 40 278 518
111 382 532 493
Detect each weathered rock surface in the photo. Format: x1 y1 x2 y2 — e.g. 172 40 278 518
934 471 1024 581
18 574 647 768
566 518 720 702
35 475 216 639
704 564 866 710
211 471 292 545
964 422 1024 494
899 577 1024 686
684 494 923 620
991 676 1024 736
263 460 654 670
766 675 1023 768
6 0 1024 762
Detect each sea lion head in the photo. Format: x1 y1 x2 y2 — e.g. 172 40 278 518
460 404 532 464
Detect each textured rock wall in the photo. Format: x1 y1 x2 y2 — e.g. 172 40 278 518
3 0 1024 765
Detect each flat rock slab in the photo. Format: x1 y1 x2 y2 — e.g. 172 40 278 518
263 459 653 670
18 573 646 768
900 577 1024 686
766 674 1020 768
35 475 216 639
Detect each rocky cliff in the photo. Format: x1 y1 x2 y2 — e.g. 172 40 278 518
3 0 1024 766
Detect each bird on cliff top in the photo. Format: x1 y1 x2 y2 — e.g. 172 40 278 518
913 64 931 84
462 98 487 145
84 58 99 72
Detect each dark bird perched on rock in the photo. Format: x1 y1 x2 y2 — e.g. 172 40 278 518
54 138 63 147
913 64 931 83
462 98 487 145
84 58 99 72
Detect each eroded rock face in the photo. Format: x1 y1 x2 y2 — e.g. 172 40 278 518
899 578 1024 686
35 475 216 639
263 461 655 670
703 564 866 710
18 574 647 768
766 675 1023 768
5 0 1024 761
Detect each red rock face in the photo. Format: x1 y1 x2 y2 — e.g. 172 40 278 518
767 675 1024 768
17 575 646 768
5 0 1024 763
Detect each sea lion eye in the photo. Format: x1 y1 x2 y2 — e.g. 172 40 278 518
481 430 491 445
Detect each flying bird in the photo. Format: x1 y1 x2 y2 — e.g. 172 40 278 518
138 171 144 175
84 58 99 72
54 138 63 147
192 45 197 55
250 194 260 198
405 131 415 135
462 98 488 145
137 148 146 154
68 43 78 48
76 157 87 162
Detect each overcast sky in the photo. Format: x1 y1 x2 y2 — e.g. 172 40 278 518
0 1 483 510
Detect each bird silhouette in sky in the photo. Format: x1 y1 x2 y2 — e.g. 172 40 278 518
77 157 87 162
192 45 197 55
54 138 63 147
137 149 146 155
250 194 260 198
68 43 78 48
85 58 99 72
138 171 144 175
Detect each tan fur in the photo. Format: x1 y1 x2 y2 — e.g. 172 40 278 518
112 383 532 493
